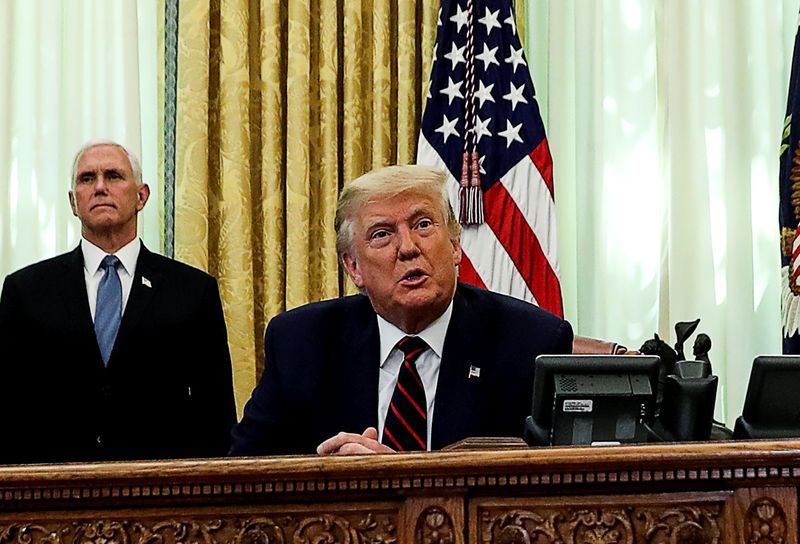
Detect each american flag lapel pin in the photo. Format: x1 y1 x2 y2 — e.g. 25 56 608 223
142 276 152 288
468 365 481 379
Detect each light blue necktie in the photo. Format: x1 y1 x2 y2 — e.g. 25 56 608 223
95 255 122 365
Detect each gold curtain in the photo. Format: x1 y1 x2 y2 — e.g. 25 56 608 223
174 0 439 413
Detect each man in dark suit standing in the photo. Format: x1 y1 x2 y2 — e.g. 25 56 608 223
0 141 236 463
230 165 573 456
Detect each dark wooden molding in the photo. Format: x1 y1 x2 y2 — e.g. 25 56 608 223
1 440 799 543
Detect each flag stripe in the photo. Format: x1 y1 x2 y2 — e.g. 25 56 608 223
530 139 554 197
483 181 563 315
498 153 560 278
457 209 537 303
450 197 537 304
457 253 487 288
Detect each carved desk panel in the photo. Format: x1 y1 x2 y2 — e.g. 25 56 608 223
0 440 799 544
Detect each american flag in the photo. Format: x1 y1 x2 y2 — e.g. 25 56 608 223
417 0 563 316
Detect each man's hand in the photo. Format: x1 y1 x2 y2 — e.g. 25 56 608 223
316 427 396 455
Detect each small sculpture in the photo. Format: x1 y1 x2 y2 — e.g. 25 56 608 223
674 318 701 360
692 333 712 369
639 319 712 404
639 333 677 405
639 333 677 379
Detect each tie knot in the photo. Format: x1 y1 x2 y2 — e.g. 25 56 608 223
397 336 428 359
100 255 120 271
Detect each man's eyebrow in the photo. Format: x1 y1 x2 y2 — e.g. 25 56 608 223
407 204 437 219
364 205 436 226
362 217 394 232
75 167 129 181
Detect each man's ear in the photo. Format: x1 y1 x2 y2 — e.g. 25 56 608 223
342 253 364 289
451 237 463 266
68 191 78 217
136 184 151 211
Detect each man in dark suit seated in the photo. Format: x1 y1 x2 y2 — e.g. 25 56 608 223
0 141 236 463
230 165 573 456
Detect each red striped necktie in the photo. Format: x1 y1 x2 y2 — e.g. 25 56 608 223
382 335 429 451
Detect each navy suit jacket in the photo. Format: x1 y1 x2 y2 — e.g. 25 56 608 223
230 283 573 455
0 243 237 463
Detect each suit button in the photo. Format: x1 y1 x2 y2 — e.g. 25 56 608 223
96 435 102 445
101 385 111 397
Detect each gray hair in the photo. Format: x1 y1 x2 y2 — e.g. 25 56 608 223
334 165 461 257
70 140 143 189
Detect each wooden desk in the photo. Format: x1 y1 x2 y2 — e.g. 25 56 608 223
0 440 798 544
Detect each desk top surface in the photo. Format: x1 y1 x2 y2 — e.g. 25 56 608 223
1 439 799 484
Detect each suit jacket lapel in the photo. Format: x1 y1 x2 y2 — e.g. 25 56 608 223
431 287 488 449
332 297 380 434
109 244 161 366
62 245 105 368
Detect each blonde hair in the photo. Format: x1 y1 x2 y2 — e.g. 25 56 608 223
334 165 460 257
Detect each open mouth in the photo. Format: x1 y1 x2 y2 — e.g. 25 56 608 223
401 270 427 283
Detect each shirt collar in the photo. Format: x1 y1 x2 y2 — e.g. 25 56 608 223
377 299 454 367
81 237 141 276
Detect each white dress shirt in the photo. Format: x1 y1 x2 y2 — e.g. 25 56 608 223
377 300 453 450
81 237 140 321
